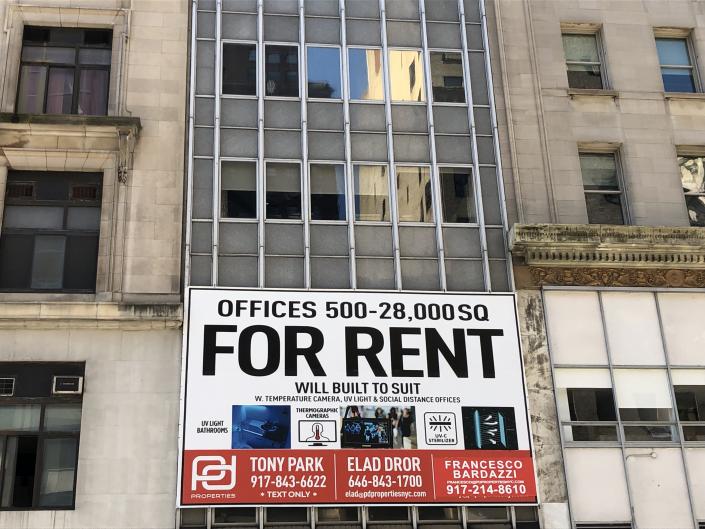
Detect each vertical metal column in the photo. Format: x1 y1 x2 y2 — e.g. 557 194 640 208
300 0 311 288
458 0 490 291
479 0 514 289
339 0 358 288
654 294 700 529
184 0 197 287
257 0 265 287
211 0 223 285
379 0 403 289
418 0 447 291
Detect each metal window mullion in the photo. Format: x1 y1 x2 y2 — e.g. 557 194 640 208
458 0 490 291
419 0 447 291
339 0 357 288
257 0 266 287
654 293 700 529
300 0 311 289
596 291 638 529
379 0 402 289
211 0 223 286
480 0 514 289
184 0 198 288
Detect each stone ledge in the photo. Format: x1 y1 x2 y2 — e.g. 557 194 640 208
510 224 705 268
0 302 182 329
567 88 619 99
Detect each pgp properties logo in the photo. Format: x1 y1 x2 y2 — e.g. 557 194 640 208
191 454 237 492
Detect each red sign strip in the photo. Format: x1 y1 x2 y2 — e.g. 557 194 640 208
182 449 536 505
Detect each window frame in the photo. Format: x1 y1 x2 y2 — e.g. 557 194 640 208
219 158 259 222
263 159 303 222
0 398 82 511
654 32 701 94
305 44 343 102
263 41 301 100
346 46 385 104
427 48 467 106
307 161 347 224
578 149 629 225
437 163 478 226
387 47 427 105
16 26 112 116
221 39 258 99
351 162 392 225
561 28 609 91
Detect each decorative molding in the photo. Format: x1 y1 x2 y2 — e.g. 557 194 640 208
529 267 705 288
510 224 705 269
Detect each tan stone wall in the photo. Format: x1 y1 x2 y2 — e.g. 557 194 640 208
494 0 704 227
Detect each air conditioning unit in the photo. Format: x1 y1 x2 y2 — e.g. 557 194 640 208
0 377 15 397
52 376 83 395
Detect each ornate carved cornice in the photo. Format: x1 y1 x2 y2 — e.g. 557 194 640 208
510 224 705 269
529 267 705 288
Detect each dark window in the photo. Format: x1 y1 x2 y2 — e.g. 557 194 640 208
265 45 299 97
562 33 604 89
213 507 257 524
568 388 617 421
17 27 111 115
0 171 102 292
266 163 301 219
367 506 409 522
310 164 346 221
440 167 475 223
430 51 465 103
307 47 341 99
675 385 705 441
579 152 625 224
221 161 257 219
656 37 697 93
266 507 308 523
223 43 256 96
317 507 359 523
0 362 83 510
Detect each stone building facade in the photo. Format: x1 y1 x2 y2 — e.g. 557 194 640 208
494 1 705 528
0 0 187 528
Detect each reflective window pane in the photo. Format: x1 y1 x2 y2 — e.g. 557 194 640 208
566 63 603 90
265 45 299 97
310 164 346 220
21 46 76 64
440 167 475 222
0 405 41 431
38 438 77 507
78 69 109 115
17 65 47 113
3 206 64 229
656 38 696 93
389 50 425 102
562 34 600 63
221 161 257 219
661 67 696 93
43 405 82 432
266 163 301 219
584 193 624 224
317 507 359 522
430 51 464 103
354 165 389 221
580 153 618 190
348 48 384 100
78 48 111 65
656 38 692 66
45 68 74 114
66 207 101 230
396 166 432 222
30 235 66 289
685 195 705 226
614 369 674 422
307 47 342 99
223 43 257 95
680 156 705 193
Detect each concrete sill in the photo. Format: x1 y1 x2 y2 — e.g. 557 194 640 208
567 88 619 99
664 92 705 101
0 113 141 132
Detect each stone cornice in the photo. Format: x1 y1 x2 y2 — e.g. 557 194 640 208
509 224 705 269
0 302 182 330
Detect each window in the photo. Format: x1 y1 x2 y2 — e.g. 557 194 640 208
579 152 625 225
266 507 309 523
396 166 433 222
673 370 705 442
440 167 475 223
678 155 705 226
348 48 384 101
223 43 256 96
221 161 257 219
0 363 83 510
466 506 511 528
561 33 604 89
353 165 389 221
266 163 301 219
367 506 410 522
310 164 346 221
213 507 258 525
388 50 425 102
307 47 341 99
317 507 359 523
656 37 697 93
17 26 111 115
429 52 465 103
265 45 299 97
0 171 102 292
